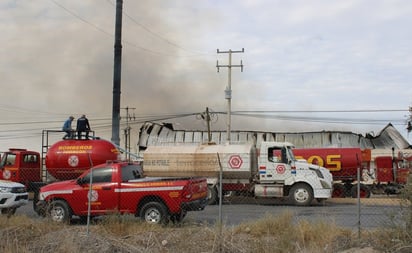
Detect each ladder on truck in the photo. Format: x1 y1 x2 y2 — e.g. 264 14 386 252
41 129 95 182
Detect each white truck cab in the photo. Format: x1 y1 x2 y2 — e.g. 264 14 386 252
0 180 29 216
255 142 333 205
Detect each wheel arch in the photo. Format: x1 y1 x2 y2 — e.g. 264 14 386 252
47 198 73 223
284 181 314 197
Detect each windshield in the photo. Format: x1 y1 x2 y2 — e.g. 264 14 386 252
0 153 16 167
287 148 296 162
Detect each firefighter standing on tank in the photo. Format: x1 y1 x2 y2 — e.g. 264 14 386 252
76 114 91 139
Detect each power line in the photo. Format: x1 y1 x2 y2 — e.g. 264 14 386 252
0 109 408 127
105 0 211 56
50 0 210 57
50 0 112 37
0 109 409 142
231 109 407 113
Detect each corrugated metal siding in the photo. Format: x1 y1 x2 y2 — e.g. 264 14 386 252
138 122 411 150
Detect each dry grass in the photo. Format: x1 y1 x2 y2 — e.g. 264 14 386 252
0 211 382 253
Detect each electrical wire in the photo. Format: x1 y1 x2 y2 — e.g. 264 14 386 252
0 109 409 141
50 0 211 57
105 0 212 56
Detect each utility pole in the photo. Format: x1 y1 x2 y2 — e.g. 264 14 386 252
216 48 244 144
122 106 135 161
111 0 123 146
197 107 217 143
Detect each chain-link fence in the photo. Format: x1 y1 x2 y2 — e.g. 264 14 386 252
2 130 412 252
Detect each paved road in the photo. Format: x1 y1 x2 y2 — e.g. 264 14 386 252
186 196 404 230
15 196 404 230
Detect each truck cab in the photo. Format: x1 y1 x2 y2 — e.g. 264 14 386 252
256 142 333 205
0 149 41 188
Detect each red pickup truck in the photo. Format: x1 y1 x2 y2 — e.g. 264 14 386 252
37 161 208 224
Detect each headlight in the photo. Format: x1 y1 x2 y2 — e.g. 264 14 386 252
309 168 324 179
0 187 12 193
320 180 332 189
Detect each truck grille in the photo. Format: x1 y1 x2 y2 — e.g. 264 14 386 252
11 187 27 194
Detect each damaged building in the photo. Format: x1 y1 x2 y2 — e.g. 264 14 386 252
138 122 411 152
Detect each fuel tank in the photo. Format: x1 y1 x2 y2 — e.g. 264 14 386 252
45 139 120 180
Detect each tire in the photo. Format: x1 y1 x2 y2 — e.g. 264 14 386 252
289 183 314 206
351 184 371 198
170 211 187 224
48 200 72 224
207 185 218 205
332 184 345 198
32 192 46 216
139 201 169 225
1 208 16 217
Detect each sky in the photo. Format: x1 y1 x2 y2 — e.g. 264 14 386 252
1 0 412 153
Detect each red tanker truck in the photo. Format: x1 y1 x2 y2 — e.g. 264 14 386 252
0 138 119 186
0 136 120 212
292 147 412 198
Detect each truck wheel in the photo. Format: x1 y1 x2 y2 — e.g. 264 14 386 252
289 183 313 206
32 192 45 216
140 202 168 225
48 200 72 223
351 184 371 198
171 211 187 224
207 185 218 205
1 208 16 217
332 184 345 198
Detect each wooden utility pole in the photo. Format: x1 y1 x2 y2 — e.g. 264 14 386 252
216 48 244 143
122 106 135 160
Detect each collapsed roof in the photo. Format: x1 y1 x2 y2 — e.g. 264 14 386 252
138 122 411 150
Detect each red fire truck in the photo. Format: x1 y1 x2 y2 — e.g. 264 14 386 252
0 133 120 213
292 147 412 198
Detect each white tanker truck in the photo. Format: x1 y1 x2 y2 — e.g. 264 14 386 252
143 141 333 206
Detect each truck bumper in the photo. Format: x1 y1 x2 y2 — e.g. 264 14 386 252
313 188 333 199
181 197 208 211
35 200 47 216
0 192 29 209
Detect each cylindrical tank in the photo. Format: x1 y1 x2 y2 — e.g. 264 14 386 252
143 143 254 179
46 139 120 180
292 148 364 180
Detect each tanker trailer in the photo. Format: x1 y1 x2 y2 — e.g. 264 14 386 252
143 143 255 204
143 142 333 206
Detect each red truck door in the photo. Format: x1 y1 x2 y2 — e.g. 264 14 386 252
74 166 119 215
117 164 145 212
20 153 41 183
